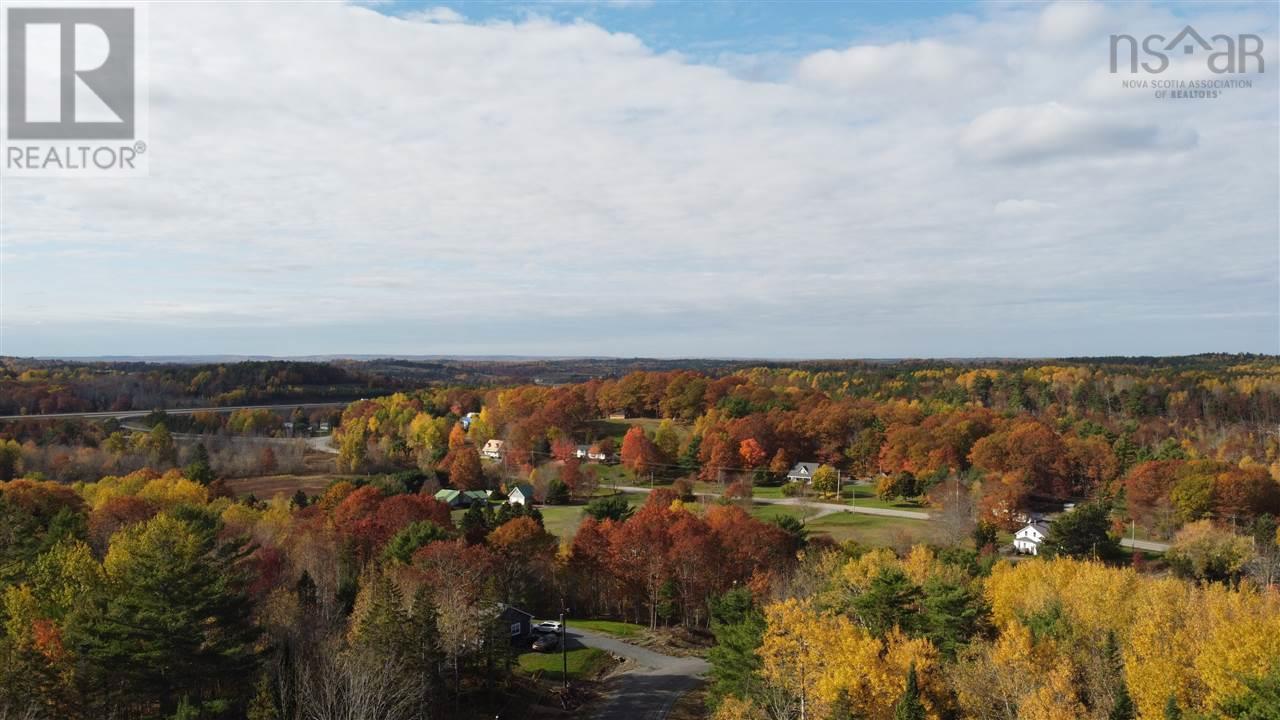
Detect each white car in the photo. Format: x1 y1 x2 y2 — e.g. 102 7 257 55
533 620 562 634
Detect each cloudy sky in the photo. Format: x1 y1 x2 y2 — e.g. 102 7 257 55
2 0 1277 358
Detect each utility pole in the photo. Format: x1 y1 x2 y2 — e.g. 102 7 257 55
560 599 568 689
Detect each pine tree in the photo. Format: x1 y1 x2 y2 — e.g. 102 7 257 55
1106 632 1136 720
69 514 259 714
185 443 215 485
893 662 927 720
1163 695 1182 720
246 673 279 720
706 589 765 708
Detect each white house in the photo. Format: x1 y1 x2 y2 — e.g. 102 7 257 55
1013 521 1051 555
482 439 505 460
574 444 591 459
507 484 536 506
786 462 820 484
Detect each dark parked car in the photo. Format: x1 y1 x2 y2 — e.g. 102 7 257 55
531 632 561 652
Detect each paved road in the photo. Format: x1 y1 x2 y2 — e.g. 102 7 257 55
0 401 348 422
567 627 708 720
614 485 932 520
1120 537 1171 552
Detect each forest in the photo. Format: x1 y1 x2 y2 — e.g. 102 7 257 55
0 354 1277 719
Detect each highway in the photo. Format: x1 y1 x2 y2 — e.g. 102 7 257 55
0 401 349 422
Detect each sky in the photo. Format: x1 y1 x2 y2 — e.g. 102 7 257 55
1 0 1277 359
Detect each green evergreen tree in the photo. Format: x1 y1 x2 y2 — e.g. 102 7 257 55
185 443 215 485
893 662 927 720
584 494 634 522
921 577 989 659
545 478 570 505
1043 502 1120 560
1105 632 1136 720
246 673 279 720
461 502 488 543
383 521 450 564
67 513 259 715
853 567 922 636
1163 695 1182 720
706 589 765 709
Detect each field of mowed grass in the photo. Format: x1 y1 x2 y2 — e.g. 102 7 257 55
803 511 940 546
748 503 822 523
563 619 644 638
516 647 613 681
537 504 586 539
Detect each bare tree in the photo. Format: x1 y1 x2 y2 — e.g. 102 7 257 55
297 647 421 720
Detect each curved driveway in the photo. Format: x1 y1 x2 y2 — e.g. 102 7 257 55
567 627 708 720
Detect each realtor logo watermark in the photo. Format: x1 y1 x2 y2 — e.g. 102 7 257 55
1110 26 1264 101
2 2 148 176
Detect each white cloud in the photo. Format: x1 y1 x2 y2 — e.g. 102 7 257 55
958 102 1198 164
1037 1 1108 46
993 199 1057 217
0 1 1275 357
403 6 464 24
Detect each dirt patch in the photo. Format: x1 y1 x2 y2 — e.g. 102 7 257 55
666 681 709 720
634 627 714 658
225 473 339 500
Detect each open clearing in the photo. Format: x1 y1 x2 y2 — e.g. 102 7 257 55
516 647 614 682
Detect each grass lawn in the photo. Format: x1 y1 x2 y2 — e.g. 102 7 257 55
837 484 924 510
592 464 636 487
749 503 822 523
516 647 613 682
564 619 644 639
803 511 941 546
538 504 586 539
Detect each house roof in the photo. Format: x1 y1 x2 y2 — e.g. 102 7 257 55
434 489 461 501
462 490 490 500
483 439 505 451
510 483 535 497
500 603 534 619
1019 522 1051 538
788 462 820 476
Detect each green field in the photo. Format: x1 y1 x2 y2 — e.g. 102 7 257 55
516 647 613 681
565 619 644 638
748 503 821 523
803 511 939 546
537 504 586 539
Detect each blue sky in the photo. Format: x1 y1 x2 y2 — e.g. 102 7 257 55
1 1 1277 358
374 1 978 55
